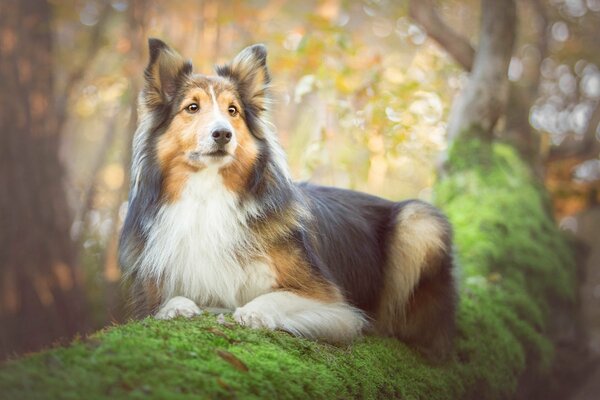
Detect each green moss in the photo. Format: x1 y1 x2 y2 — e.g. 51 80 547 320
434 138 576 397
0 139 576 399
0 316 461 400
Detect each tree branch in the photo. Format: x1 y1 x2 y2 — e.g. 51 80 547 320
409 0 475 71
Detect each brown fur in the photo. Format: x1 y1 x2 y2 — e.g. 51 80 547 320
400 266 455 358
156 116 201 203
267 244 342 303
375 202 454 355
249 203 304 244
156 84 258 202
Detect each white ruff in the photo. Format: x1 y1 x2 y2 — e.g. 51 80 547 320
136 167 274 309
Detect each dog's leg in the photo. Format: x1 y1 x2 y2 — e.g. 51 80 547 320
233 291 366 343
155 296 202 319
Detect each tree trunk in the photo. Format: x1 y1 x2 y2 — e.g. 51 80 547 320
503 0 548 175
504 85 543 174
0 0 88 359
446 0 516 143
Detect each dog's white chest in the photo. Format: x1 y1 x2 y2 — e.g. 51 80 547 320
139 169 275 308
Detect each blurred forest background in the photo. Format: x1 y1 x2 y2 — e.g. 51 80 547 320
1 0 599 385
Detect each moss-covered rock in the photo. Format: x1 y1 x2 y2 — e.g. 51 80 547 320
0 140 576 399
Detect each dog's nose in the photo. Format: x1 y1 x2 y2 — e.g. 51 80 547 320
211 129 232 146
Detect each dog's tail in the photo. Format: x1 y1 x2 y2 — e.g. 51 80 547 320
375 200 457 359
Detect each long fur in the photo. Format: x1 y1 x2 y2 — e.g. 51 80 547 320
119 39 457 356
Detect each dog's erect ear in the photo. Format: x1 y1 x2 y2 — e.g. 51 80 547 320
143 38 192 107
216 44 271 115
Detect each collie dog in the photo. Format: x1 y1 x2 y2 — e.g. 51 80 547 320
119 38 456 356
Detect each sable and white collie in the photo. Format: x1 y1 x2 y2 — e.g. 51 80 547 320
119 38 456 356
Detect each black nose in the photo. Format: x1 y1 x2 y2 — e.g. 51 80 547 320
211 129 232 146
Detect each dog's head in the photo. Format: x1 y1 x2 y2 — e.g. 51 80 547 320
142 39 271 181
121 39 290 272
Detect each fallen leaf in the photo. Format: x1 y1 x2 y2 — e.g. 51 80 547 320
206 327 229 339
216 313 236 329
205 327 241 344
216 350 249 372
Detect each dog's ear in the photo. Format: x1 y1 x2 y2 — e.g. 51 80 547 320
143 38 192 108
216 44 271 115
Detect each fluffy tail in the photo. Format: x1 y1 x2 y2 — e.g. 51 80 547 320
375 200 457 359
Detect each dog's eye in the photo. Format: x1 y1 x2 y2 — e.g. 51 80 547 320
228 105 238 117
186 103 199 113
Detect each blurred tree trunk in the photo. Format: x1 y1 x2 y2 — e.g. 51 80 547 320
0 0 88 359
504 0 549 176
411 0 534 169
445 0 516 145
411 0 516 169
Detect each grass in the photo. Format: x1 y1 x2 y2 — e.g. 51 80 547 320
0 139 576 399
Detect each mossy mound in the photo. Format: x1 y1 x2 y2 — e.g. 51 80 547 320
0 140 575 399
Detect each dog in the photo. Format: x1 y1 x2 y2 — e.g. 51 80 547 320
119 38 457 356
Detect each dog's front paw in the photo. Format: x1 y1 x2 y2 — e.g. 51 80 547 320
233 306 277 330
155 296 202 320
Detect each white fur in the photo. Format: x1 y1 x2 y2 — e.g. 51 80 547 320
136 168 275 310
140 167 366 343
234 291 366 343
204 84 237 156
155 296 202 319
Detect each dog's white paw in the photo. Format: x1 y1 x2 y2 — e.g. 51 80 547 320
233 306 277 330
155 296 202 320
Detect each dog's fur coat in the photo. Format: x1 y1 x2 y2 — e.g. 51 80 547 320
119 39 457 356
